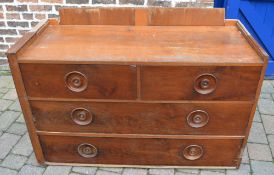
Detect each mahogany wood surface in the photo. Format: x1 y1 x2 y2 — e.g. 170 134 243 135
31 101 252 135
16 25 263 65
39 135 242 167
141 66 261 101
59 8 225 26
20 64 137 99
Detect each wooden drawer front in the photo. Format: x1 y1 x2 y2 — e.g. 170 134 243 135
40 135 242 167
20 64 137 99
32 101 252 135
141 66 261 101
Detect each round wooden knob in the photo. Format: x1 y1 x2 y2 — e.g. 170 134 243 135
194 74 217 95
183 145 203 160
77 143 98 158
187 110 209 128
65 71 88 92
71 108 93 126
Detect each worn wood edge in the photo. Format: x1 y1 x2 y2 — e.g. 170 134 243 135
7 54 45 163
44 162 237 169
17 60 264 66
7 19 49 55
28 97 254 104
236 20 268 63
36 131 245 139
48 18 59 25
224 19 238 26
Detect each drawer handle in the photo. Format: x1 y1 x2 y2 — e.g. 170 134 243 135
194 74 217 95
183 145 203 160
71 108 93 126
187 110 209 128
77 143 98 158
65 71 88 92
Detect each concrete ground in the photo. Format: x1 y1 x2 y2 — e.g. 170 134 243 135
1 64 274 175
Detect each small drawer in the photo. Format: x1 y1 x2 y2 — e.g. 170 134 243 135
39 135 242 167
141 66 261 100
31 101 252 135
20 64 137 99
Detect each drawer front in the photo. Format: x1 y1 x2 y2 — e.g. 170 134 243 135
31 101 252 135
20 64 137 99
141 66 261 100
40 135 242 166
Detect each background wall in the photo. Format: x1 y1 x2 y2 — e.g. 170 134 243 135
0 0 213 60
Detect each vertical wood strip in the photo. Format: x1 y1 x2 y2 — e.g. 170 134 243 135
135 8 149 26
7 54 45 163
136 66 141 100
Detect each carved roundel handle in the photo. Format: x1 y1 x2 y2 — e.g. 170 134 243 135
65 71 88 92
187 110 209 128
77 143 98 158
71 108 93 126
194 74 217 95
183 145 203 160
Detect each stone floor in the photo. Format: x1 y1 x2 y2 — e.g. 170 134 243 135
1 68 274 175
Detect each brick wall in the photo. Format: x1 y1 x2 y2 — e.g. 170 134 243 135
0 0 213 60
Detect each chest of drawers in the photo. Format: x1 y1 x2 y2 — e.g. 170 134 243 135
7 7 267 169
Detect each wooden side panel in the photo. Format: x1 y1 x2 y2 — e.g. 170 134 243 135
59 8 135 25
20 64 137 99
141 66 262 101
59 8 224 26
40 135 242 167
31 101 252 136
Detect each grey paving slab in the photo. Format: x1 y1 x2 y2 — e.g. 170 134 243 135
149 168 175 175
0 76 14 89
99 168 123 173
260 93 272 99
176 168 199 174
175 172 196 175
253 111 261 122
261 81 274 93
247 143 272 161
0 167 17 175
242 146 250 164
267 135 274 156
122 168 147 175
72 166 97 175
200 170 225 175
26 153 41 167
96 170 120 175
258 98 274 115
16 113 25 123
70 173 82 175
8 99 22 112
0 133 20 159
1 153 28 170
43 166 72 175
0 110 20 131
18 165 45 175
0 99 13 112
2 89 18 100
0 88 9 94
7 122 27 135
12 133 33 156
251 160 274 175
261 114 274 134
226 164 251 175
247 122 268 144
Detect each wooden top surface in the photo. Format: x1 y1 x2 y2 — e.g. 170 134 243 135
17 24 263 65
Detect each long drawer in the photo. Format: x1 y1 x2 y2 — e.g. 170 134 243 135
39 135 242 167
31 101 252 135
141 66 261 101
20 64 137 99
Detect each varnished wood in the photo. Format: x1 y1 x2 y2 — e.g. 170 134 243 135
20 64 137 99
141 66 261 101
31 101 252 136
39 135 242 167
59 7 224 26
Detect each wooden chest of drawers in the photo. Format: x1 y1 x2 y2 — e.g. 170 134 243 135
7 7 267 169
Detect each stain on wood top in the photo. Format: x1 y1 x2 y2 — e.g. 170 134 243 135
17 25 263 65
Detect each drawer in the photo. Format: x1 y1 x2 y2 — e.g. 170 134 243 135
20 64 137 99
31 101 252 135
141 66 261 100
39 135 242 167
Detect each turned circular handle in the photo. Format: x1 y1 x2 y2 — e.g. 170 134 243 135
187 110 209 128
71 108 93 126
194 74 217 95
183 145 203 160
65 71 88 92
77 143 98 158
